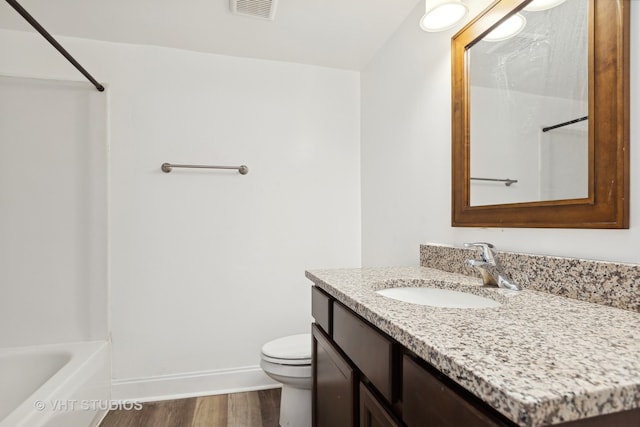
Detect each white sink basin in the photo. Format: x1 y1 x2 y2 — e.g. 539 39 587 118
376 287 501 309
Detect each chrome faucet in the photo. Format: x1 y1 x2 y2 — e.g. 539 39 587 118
464 242 521 291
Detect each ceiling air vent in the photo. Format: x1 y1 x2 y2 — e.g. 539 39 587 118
229 0 278 20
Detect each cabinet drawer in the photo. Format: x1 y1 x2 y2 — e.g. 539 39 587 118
403 354 504 427
312 287 331 334
333 302 393 401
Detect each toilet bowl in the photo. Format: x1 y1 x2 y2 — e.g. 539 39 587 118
260 333 312 427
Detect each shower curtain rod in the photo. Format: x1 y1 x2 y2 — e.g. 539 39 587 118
542 115 588 133
5 0 105 92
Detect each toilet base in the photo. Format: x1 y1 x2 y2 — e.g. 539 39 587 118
279 384 311 427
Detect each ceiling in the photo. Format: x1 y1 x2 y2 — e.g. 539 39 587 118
0 0 422 70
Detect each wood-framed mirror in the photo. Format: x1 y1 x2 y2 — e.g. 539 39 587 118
451 0 629 228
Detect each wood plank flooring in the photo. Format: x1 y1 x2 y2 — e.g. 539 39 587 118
99 388 281 427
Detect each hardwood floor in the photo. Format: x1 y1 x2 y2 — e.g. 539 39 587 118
99 388 281 427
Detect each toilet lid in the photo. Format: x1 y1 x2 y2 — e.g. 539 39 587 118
261 333 311 362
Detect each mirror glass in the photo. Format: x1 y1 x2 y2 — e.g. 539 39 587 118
468 0 588 206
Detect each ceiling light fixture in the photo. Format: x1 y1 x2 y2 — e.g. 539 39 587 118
420 0 469 32
523 0 567 12
482 13 526 42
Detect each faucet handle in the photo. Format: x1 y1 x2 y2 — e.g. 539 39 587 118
463 242 496 263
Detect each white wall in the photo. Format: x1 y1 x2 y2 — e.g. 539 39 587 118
0 76 108 347
0 29 361 395
361 0 639 265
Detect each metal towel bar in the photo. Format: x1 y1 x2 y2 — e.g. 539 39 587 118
161 163 249 175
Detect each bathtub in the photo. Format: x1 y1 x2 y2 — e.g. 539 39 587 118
0 341 110 427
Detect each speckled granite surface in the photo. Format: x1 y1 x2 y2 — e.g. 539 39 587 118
420 244 640 313
305 266 640 427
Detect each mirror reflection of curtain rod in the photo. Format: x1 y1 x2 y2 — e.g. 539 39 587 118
470 177 517 187
542 115 588 132
4 0 105 92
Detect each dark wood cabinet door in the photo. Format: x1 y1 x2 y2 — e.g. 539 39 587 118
359 383 399 427
313 324 356 427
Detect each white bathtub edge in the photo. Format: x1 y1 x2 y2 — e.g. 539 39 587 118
111 365 280 402
0 341 110 427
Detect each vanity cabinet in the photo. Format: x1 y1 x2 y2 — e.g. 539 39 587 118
311 285 639 427
312 286 502 427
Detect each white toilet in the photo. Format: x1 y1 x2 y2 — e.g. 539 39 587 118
260 333 312 427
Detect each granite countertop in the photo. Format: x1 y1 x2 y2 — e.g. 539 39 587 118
305 266 640 427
